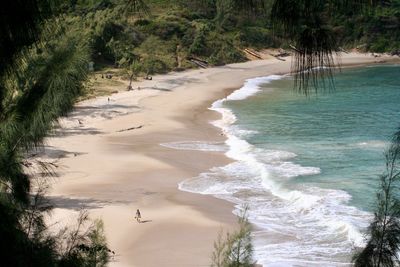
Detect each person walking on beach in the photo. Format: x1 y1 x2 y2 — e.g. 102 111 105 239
135 209 141 223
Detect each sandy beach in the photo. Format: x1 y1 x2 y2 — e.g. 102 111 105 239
40 53 399 267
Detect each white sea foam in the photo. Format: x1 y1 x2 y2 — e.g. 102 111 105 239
255 149 297 162
177 75 371 266
231 126 259 137
160 141 227 152
225 75 283 101
355 140 387 149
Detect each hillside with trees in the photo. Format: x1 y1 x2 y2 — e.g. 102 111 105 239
59 0 400 75
1 1 400 267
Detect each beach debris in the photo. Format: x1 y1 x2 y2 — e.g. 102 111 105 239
276 56 286 61
244 48 262 59
390 49 400 56
116 125 144 132
269 54 286 61
187 57 208 68
269 48 291 61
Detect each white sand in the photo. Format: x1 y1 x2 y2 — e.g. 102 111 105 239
41 53 399 266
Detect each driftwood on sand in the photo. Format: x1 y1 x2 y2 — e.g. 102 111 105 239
117 125 144 133
244 48 262 59
270 55 286 61
270 49 291 61
187 57 208 68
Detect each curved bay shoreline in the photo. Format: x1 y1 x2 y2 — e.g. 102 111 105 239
43 53 400 267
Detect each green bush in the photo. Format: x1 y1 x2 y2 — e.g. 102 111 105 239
189 25 210 56
135 15 190 40
141 58 168 74
237 26 275 48
211 206 254 267
368 36 391 52
209 42 245 65
135 36 176 73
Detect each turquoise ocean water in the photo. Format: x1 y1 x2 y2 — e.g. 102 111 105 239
168 65 400 266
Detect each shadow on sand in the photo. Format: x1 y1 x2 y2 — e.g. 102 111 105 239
48 196 130 210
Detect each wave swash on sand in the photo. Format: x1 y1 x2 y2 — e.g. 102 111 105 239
163 75 372 266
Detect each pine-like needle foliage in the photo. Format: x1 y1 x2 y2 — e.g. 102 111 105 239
57 211 110 267
0 28 91 266
211 206 254 267
124 0 151 16
270 0 376 94
0 0 52 75
353 130 400 267
0 0 54 128
0 2 110 266
0 28 89 204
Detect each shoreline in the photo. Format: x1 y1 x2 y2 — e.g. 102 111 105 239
43 53 400 267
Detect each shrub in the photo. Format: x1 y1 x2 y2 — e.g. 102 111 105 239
237 26 275 48
189 25 210 56
211 206 254 267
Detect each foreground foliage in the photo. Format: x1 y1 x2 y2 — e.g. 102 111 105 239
270 0 400 93
211 207 254 267
1 1 400 266
353 129 400 267
0 2 110 266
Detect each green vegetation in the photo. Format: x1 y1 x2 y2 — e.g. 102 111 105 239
1 1 400 267
211 207 254 267
0 2 110 266
49 0 400 93
353 130 400 267
56 1 400 74
58 212 110 267
57 0 272 74
333 1 400 53
270 0 400 93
